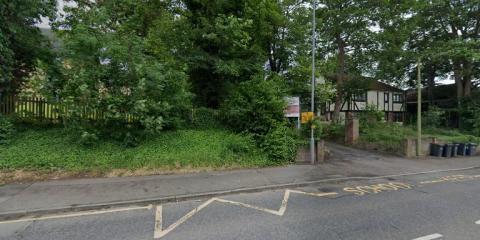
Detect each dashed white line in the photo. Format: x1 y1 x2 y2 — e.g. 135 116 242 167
476 220 480 225
153 189 337 239
412 233 443 240
0 205 153 225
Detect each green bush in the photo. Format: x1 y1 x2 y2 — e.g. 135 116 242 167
460 93 480 136
0 115 14 145
221 77 286 138
300 118 323 141
358 104 384 128
221 77 297 162
423 106 445 128
321 122 345 140
260 123 297 162
190 107 221 129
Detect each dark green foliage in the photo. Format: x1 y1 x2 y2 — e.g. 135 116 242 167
422 106 445 128
221 77 297 162
190 108 221 129
0 0 57 93
183 0 281 107
56 0 192 144
221 77 286 138
0 115 14 144
260 123 297 162
460 92 480 136
320 122 345 141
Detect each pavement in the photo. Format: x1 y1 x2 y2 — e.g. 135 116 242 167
2 167 480 239
0 142 479 221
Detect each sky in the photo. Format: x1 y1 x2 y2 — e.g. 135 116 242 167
37 0 69 29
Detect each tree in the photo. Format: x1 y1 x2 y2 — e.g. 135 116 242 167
414 1 480 100
0 0 57 94
55 0 191 144
182 0 282 108
316 0 378 122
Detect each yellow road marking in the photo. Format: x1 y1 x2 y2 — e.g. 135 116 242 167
343 182 412 196
420 175 480 185
153 189 337 239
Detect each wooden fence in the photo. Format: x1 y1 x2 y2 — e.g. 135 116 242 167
0 95 136 123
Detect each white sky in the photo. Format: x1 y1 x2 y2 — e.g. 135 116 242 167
37 0 69 29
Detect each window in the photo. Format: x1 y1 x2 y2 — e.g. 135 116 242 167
393 93 404 103
384 93 389 103
353 92 367 102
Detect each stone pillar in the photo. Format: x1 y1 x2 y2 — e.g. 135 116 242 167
316 140 326 163
345 112 359 145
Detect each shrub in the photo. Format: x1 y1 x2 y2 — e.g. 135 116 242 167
321 122 345 141
221 76 297 162
460 93 480 136
190 107 221 129
300 118 323 141
221 77 286 138
0 115 14 145
358 104 384 128
422 106 445 128
79 131 99 147
259 123 297 162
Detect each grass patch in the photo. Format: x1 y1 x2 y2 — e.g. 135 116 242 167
359 123 480 153
0 127 272 172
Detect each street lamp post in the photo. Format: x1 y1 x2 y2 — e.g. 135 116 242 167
310 0 316 164
416 58 422 157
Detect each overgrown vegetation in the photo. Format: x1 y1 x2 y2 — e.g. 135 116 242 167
0 127 271 171
221 77 297 162
0 115 14 145
357 104 384 128
460 92 480 136
1 0 479 175
359 123 480 154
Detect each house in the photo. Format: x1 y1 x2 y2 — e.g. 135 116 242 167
406 83 479 127
325 80 407 122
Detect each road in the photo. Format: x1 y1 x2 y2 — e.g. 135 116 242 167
1 169 480 240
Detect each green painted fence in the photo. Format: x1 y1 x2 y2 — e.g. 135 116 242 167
0 95 135 123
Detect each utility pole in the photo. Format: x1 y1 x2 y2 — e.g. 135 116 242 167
310 0 316 164
416 58 422 157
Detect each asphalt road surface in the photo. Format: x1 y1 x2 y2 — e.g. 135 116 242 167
2 169 480 240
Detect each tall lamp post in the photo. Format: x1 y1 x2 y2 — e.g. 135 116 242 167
416 58 422 157
310 0 317 164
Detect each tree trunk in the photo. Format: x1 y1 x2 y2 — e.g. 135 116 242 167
453 60 463 103
426 65 436 106
463 60 472 97
332 35 346 123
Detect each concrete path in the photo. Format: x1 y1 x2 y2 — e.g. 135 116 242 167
0 143 479 219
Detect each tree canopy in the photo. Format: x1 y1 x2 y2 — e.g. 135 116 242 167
0 0 57 94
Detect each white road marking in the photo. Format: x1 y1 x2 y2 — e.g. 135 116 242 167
476 220 480 225
412 233 443 240
0 205 153 225
154 189 337 239
154 198 216 239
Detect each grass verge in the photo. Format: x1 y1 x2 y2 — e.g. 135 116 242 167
0 127 272 183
